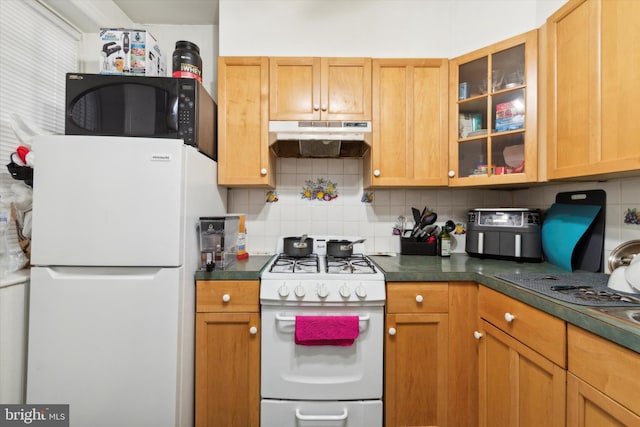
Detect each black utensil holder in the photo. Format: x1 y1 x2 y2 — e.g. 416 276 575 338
400 236 437 256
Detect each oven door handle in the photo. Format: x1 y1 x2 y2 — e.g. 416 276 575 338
295 408 348 421
275 314 371 332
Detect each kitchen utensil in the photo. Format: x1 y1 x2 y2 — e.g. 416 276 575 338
327 239 366 258
608 240 640 271
444 220 456 233
550 285 591 291
619 293 640 304
624 255 640 291
283 235 313 257
607 266 638 293
423 212 437 226
411 207 421 223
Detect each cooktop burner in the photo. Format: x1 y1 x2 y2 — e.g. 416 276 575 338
326 254 377 274
269 254 319 273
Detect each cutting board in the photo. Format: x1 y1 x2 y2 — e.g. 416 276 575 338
542 190 606 272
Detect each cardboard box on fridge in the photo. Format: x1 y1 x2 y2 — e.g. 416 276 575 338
99 28 166 76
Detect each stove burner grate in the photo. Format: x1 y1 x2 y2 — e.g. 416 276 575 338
269 253 319 273
326 254 377 274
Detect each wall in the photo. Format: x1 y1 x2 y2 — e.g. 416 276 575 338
218 0 560 57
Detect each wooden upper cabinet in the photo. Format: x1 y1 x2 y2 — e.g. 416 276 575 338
217 56 275 188
269 57 372 121
449 30 538 186
365 59 449 188
546 0 640 179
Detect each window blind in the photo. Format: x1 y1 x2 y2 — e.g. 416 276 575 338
0 0 80 194
0 0 80 256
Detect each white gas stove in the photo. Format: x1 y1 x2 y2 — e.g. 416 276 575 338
260 236 385 427
260 236 386 305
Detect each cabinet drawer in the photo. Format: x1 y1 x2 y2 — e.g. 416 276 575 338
479 286 566 367
568 325 640 416
196 280 260 313
386 282 448 313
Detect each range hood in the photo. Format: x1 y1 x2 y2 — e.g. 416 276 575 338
269 120 371 158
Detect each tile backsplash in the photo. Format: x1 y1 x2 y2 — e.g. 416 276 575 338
228 158 640 272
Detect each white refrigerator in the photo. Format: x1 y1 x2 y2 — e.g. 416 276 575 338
26 135 226 427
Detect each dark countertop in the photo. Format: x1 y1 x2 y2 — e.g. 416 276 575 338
370 254 640 354
194 253 640 354
195 255 274 281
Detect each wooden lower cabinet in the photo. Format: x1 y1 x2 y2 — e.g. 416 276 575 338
478 320 566 427
385 282 478 427
567 373 640 427
478 286 566 427
567 325 640 427
195 280 260 427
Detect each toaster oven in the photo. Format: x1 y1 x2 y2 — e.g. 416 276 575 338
466 208 542 262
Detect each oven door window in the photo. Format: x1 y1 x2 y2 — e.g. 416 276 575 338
68 83 177 136
261 306 383 400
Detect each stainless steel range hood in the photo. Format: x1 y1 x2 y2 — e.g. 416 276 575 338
269 120 371 158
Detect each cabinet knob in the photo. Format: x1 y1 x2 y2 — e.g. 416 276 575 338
388 327 397 336
321 104 327 111
313 104 320 111
448 170 455 178
473 331 483 340
415 294 424 303
260 168 267 176
373 169 381 177
222 294 231 303
504 312 516 322
249 326 258 335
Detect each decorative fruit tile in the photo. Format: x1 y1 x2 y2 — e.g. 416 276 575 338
301 178 338 201
361 192 374 203
266 190 279 203
624 208 639 225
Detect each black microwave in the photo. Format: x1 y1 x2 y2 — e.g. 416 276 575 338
65 73 216 160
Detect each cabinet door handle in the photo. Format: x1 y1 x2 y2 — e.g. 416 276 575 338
473 331 483 340
373 169 381 177
448 170 455 178
321 104 327 111
249 326 258 335
313 104 320 111
222 294 231 303
415 294 424 303
504 312 515 322
388 327 397 336
260 168 267 176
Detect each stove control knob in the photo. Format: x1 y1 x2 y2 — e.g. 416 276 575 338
339 284 351 298
355 285 367 299
294 284 306 298
317 283 329 299
278 284 290 297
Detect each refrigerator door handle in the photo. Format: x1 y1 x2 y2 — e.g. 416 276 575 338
45 266 169 279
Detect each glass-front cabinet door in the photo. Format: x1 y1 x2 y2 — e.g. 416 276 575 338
449 30 538 186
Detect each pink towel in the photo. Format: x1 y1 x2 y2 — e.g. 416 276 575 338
294 316 360 346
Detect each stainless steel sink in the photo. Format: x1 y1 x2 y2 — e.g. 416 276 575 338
591 307 640 326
